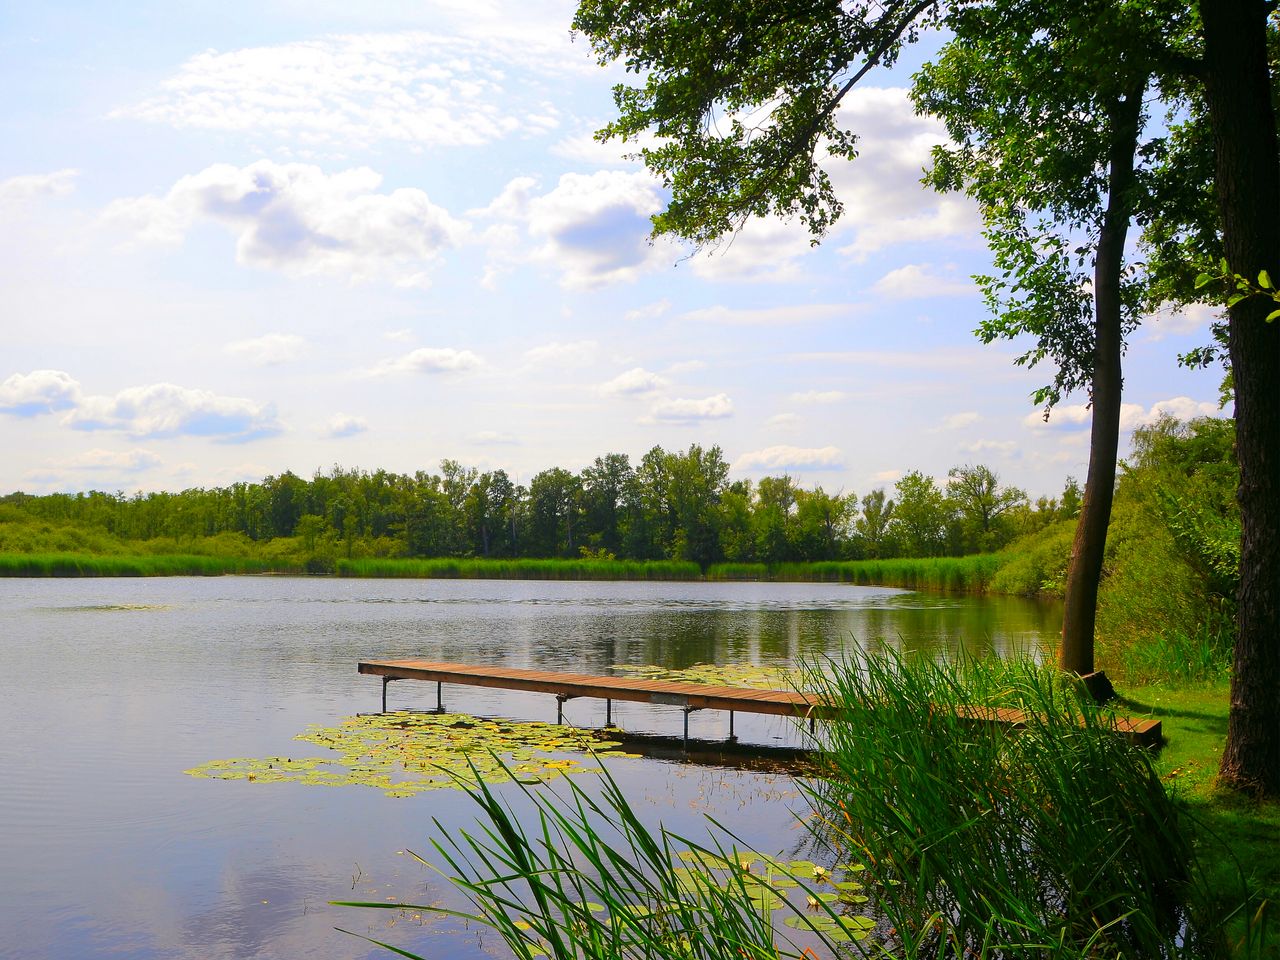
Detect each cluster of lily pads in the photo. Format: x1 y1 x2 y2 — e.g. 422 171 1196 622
671 850 876 944
613 661 807 690
186 663 818 799
185 711 642 798
436 849 877 958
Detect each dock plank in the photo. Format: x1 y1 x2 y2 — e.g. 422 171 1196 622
359 658 828 717
357 659 1162 747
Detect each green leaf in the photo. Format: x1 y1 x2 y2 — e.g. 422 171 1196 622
1259 270 1273 290
1266 309 1280 323
1194 273 1213 289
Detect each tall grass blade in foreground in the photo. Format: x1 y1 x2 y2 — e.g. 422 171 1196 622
335 760 844 958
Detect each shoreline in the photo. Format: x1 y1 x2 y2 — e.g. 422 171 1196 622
0 551 1011 593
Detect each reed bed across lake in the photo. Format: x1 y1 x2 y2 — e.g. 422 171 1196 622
335 557 703 581
0 552 292 577
0 550 1005 591
706 554 1006 593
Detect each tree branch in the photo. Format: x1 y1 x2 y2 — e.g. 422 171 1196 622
725 0 938 232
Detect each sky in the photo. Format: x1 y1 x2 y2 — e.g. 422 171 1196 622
0 0 1226 501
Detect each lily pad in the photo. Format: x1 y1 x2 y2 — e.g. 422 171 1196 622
785 913 874 942
612 662 806 691
185 710 639 797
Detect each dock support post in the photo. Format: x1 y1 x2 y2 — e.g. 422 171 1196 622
436 681 443 714
809 716 816 734
381 676 392 713
728 710 735 740
605 698 613 727
683 707 693 749
557 694 567 724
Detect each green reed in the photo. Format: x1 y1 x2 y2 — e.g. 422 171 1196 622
704 555 1007 593
802 651 1215 959
0 551 293 576
334 761 842 960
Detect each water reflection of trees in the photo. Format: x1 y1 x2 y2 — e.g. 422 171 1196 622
496 596 1062 673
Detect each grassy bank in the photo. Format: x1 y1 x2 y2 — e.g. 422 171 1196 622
706 553 1006 593
1126 681 1279 955
0 552 297 577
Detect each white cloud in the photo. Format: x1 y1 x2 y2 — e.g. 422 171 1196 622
666 359 707 375
790 390 847 405
1145 302 1222 341
841 200 977 261
766 413 800 427
625 298 672 323
872 263 976 300
1144 396 1226 423
64 383 283 442
165 460 272 487
871 469 903 484
550 128 662 167
599 367 667 396
472 430 519 445
826 87 982 261
479 171 672 288
790 347 1011 371
383 328 415 343
363 347 483 377
58 448 163 472
1023 404 1095 428
524 340 599 367
689 216 817 283
648 393 734 423
942 411 981 430
681 303 856 326
111 31 580 151
0 370 82 416
323 414 368 438
0 169 79 205
734 445 844 472
471 176 537 220
102 160 467 287
1024 397 1224 430
225 333 306 366
958 439 1020 457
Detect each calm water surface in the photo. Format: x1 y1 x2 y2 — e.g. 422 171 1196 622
0 577 1060 959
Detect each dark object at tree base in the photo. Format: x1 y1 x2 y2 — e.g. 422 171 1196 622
1079 670 1116 705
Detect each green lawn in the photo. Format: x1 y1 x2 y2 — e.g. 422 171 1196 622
1119 681 1279 956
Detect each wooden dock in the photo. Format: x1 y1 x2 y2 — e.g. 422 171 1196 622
357 659 1163 748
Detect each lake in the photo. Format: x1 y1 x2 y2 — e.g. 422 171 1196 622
0 576 1060 960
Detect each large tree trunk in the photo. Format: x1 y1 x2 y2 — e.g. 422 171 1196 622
1059 89 1143 677
1201 0 1280 796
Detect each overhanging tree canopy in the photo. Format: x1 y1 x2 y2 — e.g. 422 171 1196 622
572 0 1280 795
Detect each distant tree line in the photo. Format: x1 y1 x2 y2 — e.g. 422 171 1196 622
1 445 1077 567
